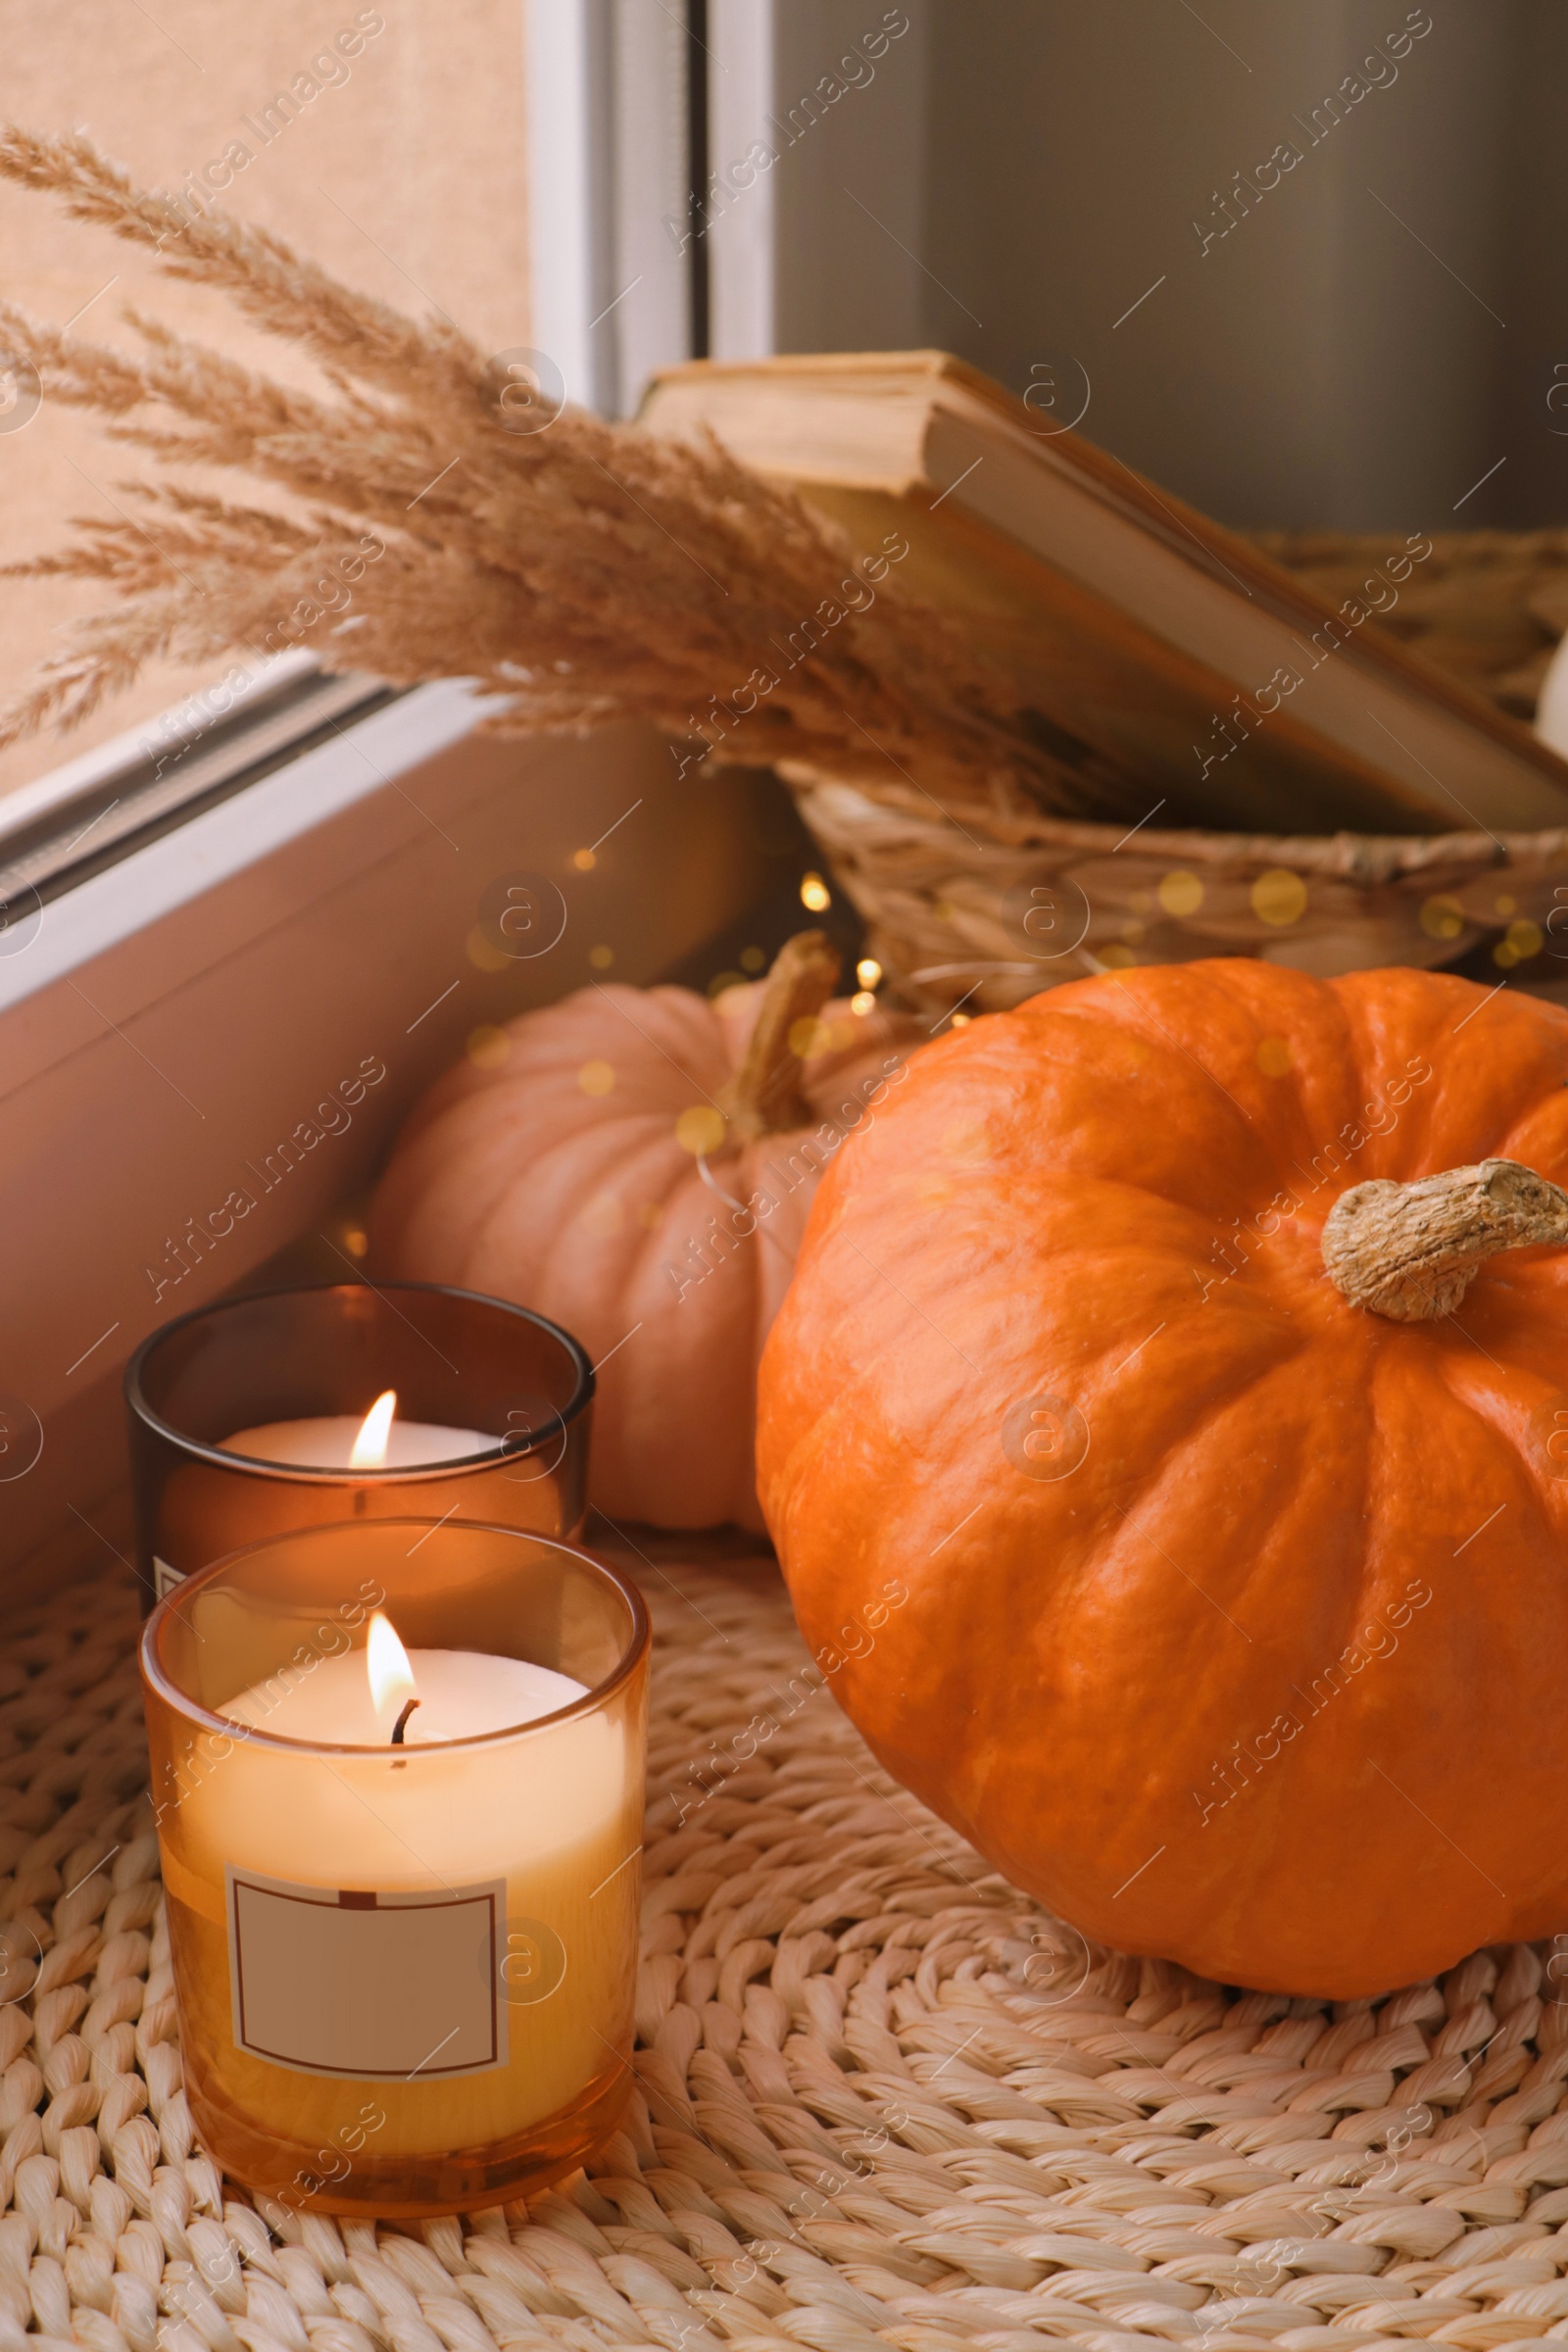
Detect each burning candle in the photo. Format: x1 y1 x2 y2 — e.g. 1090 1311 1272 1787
220 1608 587 1743
126 1286 596 1608
141 1520 648 2216
221 1390 504 1473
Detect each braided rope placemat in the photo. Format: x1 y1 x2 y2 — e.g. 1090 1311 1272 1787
3 1560 1568 2352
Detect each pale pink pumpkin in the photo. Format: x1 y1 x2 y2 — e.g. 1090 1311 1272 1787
368 935 922 1528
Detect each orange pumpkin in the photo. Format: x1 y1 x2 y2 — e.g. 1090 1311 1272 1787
370 934 922 1530
758 958 1568 1997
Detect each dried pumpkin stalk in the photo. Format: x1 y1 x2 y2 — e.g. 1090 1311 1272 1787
0 126 1098 821
1322 1156 1568 1320
718 930 843 1143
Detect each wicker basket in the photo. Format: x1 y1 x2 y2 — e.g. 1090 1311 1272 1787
788 529 1568 1018
1255 524 1568 717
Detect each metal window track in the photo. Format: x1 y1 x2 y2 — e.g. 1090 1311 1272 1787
0 662 399 914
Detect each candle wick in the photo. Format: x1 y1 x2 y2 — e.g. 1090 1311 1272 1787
390 1698 420 1746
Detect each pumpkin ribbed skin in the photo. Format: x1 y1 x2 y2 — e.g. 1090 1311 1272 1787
757 959 1568 1996
370 978 917 1529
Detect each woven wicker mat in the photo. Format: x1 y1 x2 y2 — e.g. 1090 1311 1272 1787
4 1558 1568 2352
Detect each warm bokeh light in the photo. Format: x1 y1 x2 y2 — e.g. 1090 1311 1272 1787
349 1390 397 1468
857 956 882 989
851 990 876 1015
466 1024 511 1068
799 872 831 911
788 1015 832 1059
675 1105 727 1155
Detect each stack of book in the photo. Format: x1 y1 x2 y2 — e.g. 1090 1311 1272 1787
643 351 1568 842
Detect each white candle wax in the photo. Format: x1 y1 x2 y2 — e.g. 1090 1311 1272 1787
220 1647 586 1744
221 1417 502 1469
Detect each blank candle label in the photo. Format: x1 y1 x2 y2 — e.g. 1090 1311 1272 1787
226 1867 508 2079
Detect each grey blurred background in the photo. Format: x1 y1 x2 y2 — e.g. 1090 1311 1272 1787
713 0 1568 531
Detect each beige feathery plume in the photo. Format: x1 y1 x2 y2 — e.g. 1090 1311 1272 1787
0 126 1122 820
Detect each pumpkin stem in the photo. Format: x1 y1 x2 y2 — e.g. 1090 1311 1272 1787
1321 1157 1568 1322
720 929 842 1143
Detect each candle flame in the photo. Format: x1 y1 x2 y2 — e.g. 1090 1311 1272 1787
366 1611 418 1723
350 1390 397 1468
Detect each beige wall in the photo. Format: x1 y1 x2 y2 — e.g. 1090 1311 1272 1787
0 0 530 797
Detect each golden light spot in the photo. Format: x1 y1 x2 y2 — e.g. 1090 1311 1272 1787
1251 868 1308 928
675 1105 727 1155
789 1015 833 1059
571 847 597 872
799 871 831 911
1419 893 1466 942
851 990 876 1015
1256 1036 1293 1077
588 944 614 970
578 1059 615 1097
342 1226 369 1258
466 923 511 973
580 1192 623 1238
1098 943 1136 968
950 1010 972 1027
739 945 766 972
1494 940 1520 969
1506 916 1544 960
1157 869 1204 918
638 1201 662 1230
466 1025 510 1070
857 956 882 990
1494 893 1517 918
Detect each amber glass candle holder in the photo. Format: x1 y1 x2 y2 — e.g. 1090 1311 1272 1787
125 1283 593 1608
140 1517 648 2217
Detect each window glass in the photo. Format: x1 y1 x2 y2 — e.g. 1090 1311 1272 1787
0 1 529 799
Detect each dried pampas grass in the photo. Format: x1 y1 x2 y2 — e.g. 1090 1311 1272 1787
0 127 1109 820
